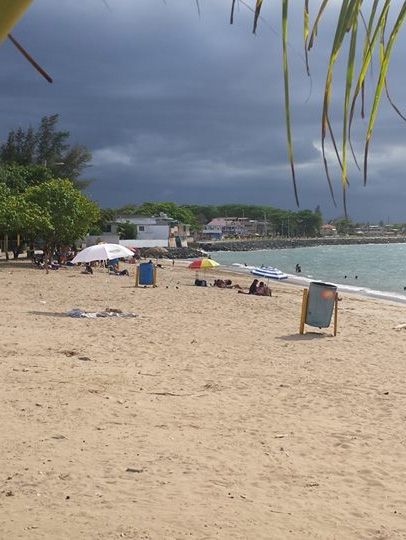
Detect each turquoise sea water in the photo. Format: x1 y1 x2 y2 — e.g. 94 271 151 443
212 243 406 303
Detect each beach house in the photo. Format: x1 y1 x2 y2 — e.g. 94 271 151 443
86 213 191 249
201 217 261 240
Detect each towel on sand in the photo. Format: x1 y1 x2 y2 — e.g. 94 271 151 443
68 308 137 318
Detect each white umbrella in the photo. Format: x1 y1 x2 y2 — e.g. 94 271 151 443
71 243 134 264
251 266 288 280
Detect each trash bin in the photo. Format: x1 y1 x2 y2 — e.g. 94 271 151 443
138 262 154 285
306 281 337 328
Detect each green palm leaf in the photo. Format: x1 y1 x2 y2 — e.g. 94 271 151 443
253 0 263 34
341 1 360 192
282 0 299 206
348 1 390 169
364 2 406 184
304 0 310 76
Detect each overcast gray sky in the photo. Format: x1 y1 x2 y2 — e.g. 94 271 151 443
1 0 406 222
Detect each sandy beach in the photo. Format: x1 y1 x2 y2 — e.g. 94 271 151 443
1 258 406 539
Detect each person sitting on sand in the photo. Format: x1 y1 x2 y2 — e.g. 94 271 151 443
109 263 129 276
249 279 259 294
82 262 93 275
255 281 272 297
113 268 129 276
238 279 259 295
108 258 119 272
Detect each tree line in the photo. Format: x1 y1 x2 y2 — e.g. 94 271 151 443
96 202 323 239
0 115 324 262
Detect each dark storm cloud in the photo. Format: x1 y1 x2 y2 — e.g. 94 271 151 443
1 1 406 222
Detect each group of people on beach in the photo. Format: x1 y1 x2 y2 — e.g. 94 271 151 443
32 253 60 271
81 259 129 276
195 277 271 296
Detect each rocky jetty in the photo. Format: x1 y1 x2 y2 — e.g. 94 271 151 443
139 247 206 259
166 247 206 259
195 236 406 252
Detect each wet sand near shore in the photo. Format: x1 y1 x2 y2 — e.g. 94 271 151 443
1 259 406 539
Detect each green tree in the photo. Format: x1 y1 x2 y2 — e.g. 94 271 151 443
332 217 355 235
115 204 138 216
88 208 117 235
24 179 100 257
0 114 92 188
0 163 54 192
295 210 322 237
0 126 36 165
117 221 137 240
0 183 51 260
182 205 220 223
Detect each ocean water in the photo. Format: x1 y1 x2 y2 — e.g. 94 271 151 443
212 243 406 303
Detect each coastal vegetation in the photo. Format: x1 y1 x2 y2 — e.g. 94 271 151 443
0 171 99 260
24 178 99 258
0 114 92 189
0 116 98 260
96 202 323 238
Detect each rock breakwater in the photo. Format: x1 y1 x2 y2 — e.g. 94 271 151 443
196 236 406 252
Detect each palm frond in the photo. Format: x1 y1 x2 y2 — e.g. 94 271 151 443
253 0 263 34
282 0 299 206
364 2 406 184
308 0 330 51
227 1 406 214
303 0 310 76
341 1 360 190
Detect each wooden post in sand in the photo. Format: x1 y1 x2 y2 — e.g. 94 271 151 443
299 288 308 335
333 292 338 337
153 266 157 288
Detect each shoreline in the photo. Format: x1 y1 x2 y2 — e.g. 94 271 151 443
218 262 406 305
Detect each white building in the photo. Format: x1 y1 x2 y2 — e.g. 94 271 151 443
86 214 190 249
115 216 170 246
